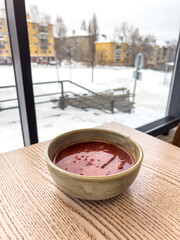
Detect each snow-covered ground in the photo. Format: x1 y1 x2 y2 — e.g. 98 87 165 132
0 64 172 153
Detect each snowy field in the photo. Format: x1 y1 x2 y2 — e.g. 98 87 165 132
0 64 172 153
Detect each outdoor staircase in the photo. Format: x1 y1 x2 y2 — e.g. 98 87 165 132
54 80 134 114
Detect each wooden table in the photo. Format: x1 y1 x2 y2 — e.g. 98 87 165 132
0 122 180 240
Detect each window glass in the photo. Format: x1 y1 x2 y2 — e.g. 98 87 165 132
0 4 23 153
25 0 180 142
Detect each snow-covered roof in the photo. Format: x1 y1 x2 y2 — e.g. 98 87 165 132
66 29 89 37
95 34 115 44
95 38 116 44
95 39 116 44
155 40 167 47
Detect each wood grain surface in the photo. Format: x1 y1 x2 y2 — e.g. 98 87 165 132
0 122 180 240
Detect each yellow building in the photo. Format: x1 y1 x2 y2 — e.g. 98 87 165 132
0 14 55 64
0 17 11 64
95 41 131 66
27 15 55 63
95 41 116 65
148 44 173 70
116 43 132 66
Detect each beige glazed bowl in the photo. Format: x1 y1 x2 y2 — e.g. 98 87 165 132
45 128 143 200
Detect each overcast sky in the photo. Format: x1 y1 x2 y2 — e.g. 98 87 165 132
1 0 180 41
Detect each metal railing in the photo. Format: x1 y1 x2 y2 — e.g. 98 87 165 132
0 80 115 113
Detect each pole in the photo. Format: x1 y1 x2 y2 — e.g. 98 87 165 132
92 58 94 83
55 50 60 81
133 54 142 103
60 81 64 110
68 47 72 81
70 56 72 81
92 34 94 83
132 77 137 103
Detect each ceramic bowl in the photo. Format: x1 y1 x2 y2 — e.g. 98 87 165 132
45 128 143 200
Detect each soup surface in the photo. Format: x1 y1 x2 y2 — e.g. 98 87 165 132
53 141 134 176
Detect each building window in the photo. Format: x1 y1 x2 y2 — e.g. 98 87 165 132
0 41 5 49
40 39 48 49
49 50 51 53
39 25 48 33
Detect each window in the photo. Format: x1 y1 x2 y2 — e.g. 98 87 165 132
0 40 5 49
3 0 179 148
24 0 180 142
40 38 48 49
39 25 48 33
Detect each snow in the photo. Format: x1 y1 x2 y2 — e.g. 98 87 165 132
0 65 172 154
66 29 89 37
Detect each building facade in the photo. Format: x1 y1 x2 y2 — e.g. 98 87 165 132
63 30 93 64
95 41 116 65
0 17 11 64
95 40 176 69
0 14 55 64
148 44 176 70
27 15 55 63
95 41 133 66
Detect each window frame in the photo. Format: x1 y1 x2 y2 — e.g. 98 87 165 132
5 0 38 146
5 0 180 146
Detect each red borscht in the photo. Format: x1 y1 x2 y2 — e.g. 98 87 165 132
53 141 134 176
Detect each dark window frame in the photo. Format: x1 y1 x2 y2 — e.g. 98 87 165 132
4 0 180 146
5 0 38 146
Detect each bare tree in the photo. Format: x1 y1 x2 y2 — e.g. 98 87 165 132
114 22 156 67
29 5 40 22
81 20 87 31
140 34 156 67
88 13 99 41
41 13 51 25
130 28 142 63
166 39 177 63
88 13 99 66
54 16 67 65
114 22 133 43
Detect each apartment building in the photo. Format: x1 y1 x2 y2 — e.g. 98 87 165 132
0 14 55 64
0 17 11 64
27 14 55 63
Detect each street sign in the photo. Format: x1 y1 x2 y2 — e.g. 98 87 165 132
133 70 142 80
132 53 144 103
135 53 144 69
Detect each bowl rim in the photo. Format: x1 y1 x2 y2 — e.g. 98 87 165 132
45 128 143 181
